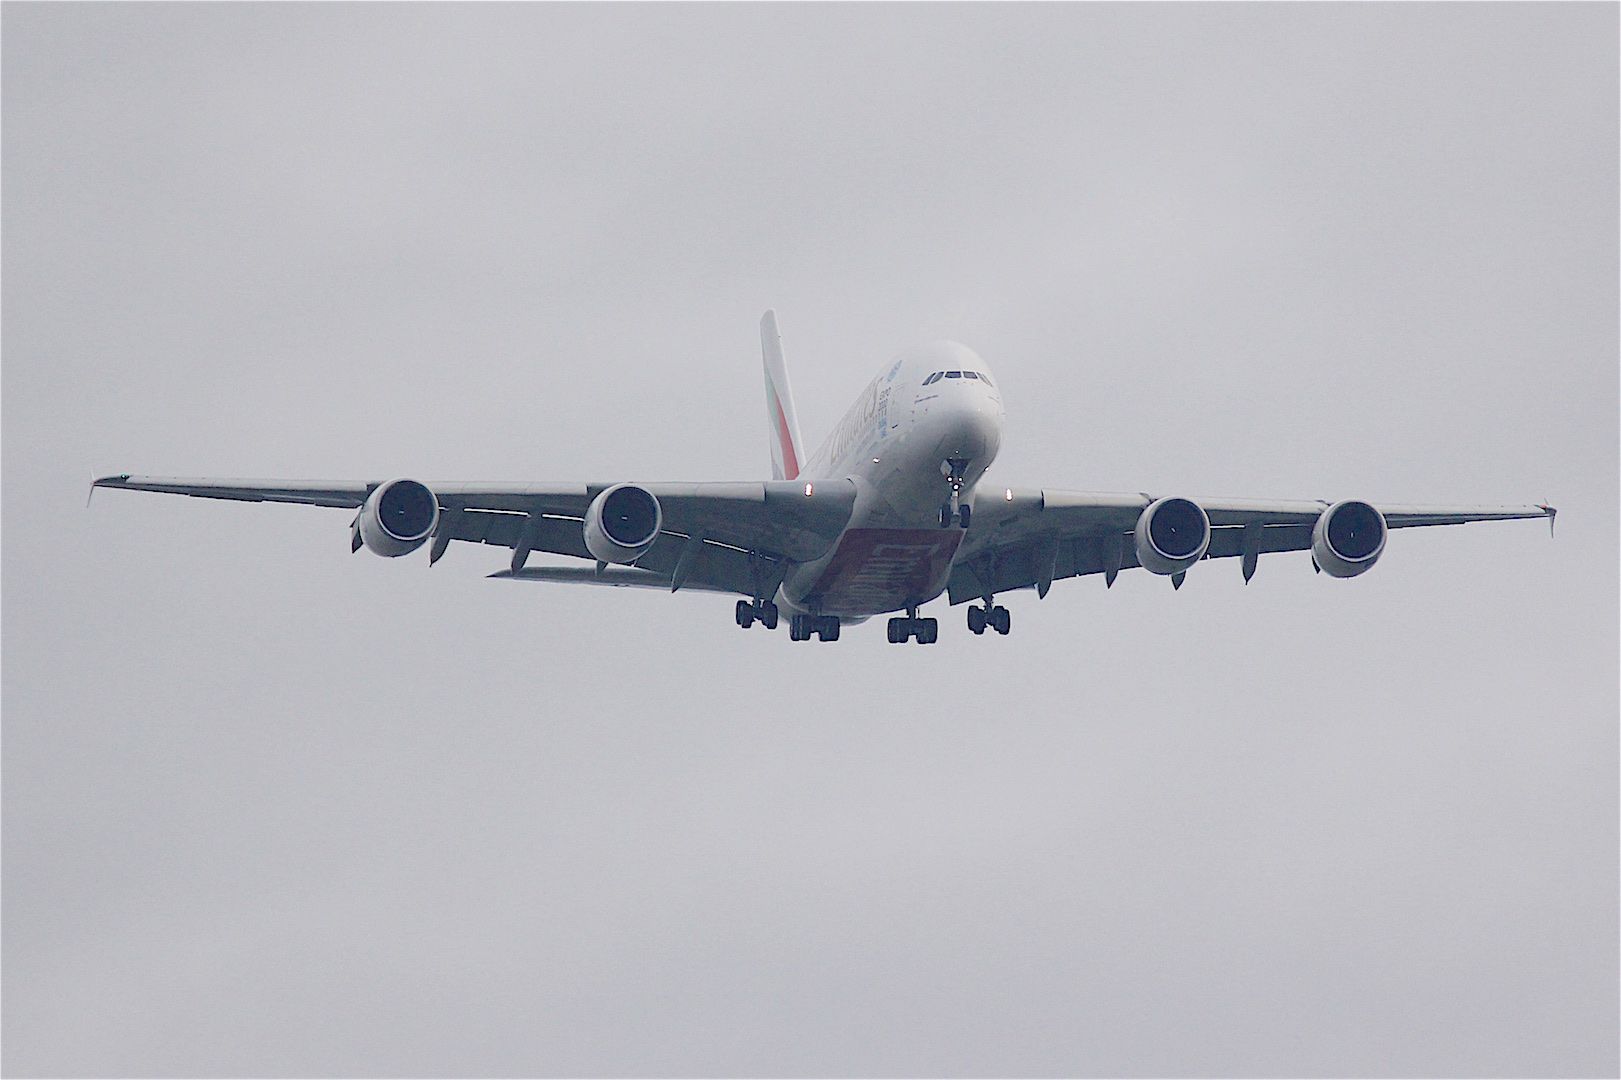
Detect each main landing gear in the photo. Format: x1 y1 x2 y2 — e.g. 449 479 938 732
967 601 1010 636
735 598 779 630
789 613 840 642
939 458 971 529
887 607 939 644
739 597 837 641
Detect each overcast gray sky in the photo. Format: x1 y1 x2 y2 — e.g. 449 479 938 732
4 3 1616 1077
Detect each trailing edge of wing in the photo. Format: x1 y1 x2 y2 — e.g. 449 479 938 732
489 566 736 594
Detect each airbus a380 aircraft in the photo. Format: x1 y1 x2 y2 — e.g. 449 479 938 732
94 312 1555 644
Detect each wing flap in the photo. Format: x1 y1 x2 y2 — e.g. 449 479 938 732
489 565 737 594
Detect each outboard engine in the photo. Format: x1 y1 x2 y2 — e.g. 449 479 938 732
354 479 439 557
583 484 662 564
1133 496 1211 575
1312 500 1387 578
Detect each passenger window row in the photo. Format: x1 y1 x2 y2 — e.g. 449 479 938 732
921 370 993 387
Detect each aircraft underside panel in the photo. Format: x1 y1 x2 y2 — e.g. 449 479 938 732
799 527 964 616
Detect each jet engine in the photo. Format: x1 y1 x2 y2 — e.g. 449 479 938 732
1311 499 1387 578
1133 496 1211 575
583 484 663 564
355 478 439 557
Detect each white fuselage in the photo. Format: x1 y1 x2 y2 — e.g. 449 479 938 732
779 341 1005 619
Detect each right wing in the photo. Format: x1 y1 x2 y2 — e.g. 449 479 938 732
947 488 1555 603
90 474 857 598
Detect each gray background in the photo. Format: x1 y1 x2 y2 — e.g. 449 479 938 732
4 3 1616 1076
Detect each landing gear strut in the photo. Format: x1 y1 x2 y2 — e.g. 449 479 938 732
735 598 779 630
967 600 1010 636
887 606 940 644
939 458 971 529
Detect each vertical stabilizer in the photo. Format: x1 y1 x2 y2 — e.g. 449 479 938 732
761 310 806 481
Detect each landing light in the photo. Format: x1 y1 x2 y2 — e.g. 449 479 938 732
804 482 814 497
1004 488 1014 502
872 458 881 464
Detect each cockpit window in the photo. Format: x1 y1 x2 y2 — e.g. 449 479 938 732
977 372 993 387
922 371 942 386
962 371 979 380
945 371 962 379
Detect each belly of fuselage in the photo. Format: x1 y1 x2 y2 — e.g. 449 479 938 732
789 526 964 617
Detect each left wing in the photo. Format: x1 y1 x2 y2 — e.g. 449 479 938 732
90 474 857 598
947 488 1555 603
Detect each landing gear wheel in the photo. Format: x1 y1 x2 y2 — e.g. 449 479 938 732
817 616 840 642
759 601 779 629
958 503 971 529
887 617 907 644
991 606 1010 635
736 600 755 629
788 614 810 641
939 505 953 529
917 618 939 644
967 606 987 635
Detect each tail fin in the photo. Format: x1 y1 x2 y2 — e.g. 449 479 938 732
760 310 806 481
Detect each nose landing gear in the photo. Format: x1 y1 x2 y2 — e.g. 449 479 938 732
939 458 972 529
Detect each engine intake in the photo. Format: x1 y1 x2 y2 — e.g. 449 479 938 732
1134 496 1211 575
1312 500 1387 578
584 484 662 564
356 478 439 557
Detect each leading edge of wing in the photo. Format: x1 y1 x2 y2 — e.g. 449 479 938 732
91 474 372 508
971 487 1555 531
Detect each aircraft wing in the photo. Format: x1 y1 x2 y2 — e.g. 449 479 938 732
946 488 1555 604
90 474 858 598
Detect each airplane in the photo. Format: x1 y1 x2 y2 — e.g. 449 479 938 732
92 311 1556 644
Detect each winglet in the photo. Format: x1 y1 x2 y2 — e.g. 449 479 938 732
1540 503 1557 537
88 473 131 507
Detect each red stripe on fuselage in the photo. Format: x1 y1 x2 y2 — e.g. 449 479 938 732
805 528 963 614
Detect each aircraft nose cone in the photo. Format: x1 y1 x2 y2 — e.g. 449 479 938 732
934 388 1002 463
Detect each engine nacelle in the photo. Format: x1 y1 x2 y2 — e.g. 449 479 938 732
583 484 662 564
1133 496 1211 575
355 478 439 557
1312 499 1387 578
